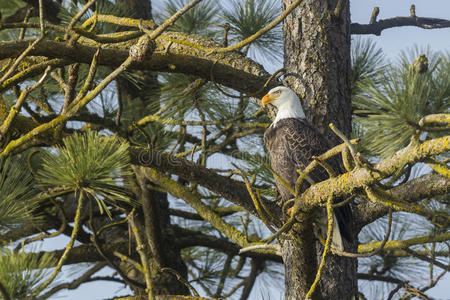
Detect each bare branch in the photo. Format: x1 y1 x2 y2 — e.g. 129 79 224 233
357 273 403 284
38 0 45 34
38 263 107 300
351 5 450 36
402 248 449 271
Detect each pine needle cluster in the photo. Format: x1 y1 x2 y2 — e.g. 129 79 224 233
38 130 132 215
0 247 56 299
352 41 449 157
0 157 38 231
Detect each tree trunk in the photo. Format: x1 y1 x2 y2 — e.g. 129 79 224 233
281 0 357 299
282 0 352 144
281 217 319 299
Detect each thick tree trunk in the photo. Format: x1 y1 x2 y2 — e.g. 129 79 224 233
282 0 352 144
281 0 357 299
281 218 319 299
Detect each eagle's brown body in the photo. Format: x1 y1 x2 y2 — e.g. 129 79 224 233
264 117 352 242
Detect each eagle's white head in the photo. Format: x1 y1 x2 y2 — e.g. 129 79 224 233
261 86 306 126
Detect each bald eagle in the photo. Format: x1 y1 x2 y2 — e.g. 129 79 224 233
262 86 352 250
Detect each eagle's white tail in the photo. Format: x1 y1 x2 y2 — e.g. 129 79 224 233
316 213 344 251
331 214 344 251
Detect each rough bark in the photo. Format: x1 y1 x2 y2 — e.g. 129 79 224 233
282 220 319 299
282 0 352 144
281 1 357 299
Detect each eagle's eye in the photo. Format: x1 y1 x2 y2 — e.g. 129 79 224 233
273 90 281 96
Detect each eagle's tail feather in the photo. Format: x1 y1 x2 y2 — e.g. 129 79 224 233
316 213 344 251
331 214 344 251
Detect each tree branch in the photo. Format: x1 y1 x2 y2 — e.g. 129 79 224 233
29 242 128 267
351 7 450 36
21 0 61 24
357 273 403 284
129 146 280 217
358 232 450 253
172 226 281 263
0 33 276 96
142 167 249 248
25 225 282 270
297 136 449 210
355 173 450 229
38 262 107 299
402 248 449 271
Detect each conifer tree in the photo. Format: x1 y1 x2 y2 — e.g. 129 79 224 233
0 1 448 299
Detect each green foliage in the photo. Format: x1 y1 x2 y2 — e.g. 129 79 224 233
239 151 274 193
398 46 441 74
38 130 132 215
155 73 250 152
158 0 220 35
221 0 282 60
182 247 226 287
0 0 27 41
353 48 449 157
0 0 25 16
0 246 56 299
0 157 38 232
158 74 214 118
351 38 385 98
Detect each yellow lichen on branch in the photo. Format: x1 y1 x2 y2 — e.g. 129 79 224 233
143 167 249 248
419 113 450 128
80 14 157 31
128 212 155 300
1 52 133 158
301 135 450 207
33 192 85 296
358 232 450 253
0 66 50 136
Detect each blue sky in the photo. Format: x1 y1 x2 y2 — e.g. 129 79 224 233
39 1 449 299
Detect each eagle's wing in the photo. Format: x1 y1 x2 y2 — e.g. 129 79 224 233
265 118 335 190
281 118 336 183
264 118 353 242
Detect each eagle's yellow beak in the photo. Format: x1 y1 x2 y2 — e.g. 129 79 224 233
261 93 276 106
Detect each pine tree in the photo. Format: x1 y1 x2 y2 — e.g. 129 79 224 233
0 1 448 299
